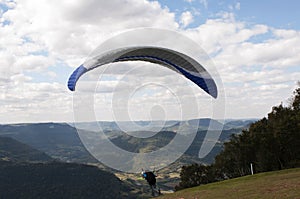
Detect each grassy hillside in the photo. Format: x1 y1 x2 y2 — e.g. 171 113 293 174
159 168 300 199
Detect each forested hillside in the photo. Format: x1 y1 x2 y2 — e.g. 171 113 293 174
0 136 52 162
0 161 136 198
176 84 300 190
214 85 300 177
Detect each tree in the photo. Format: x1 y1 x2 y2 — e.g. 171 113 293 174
176 164 215 190
177 84 300 190
214 84 300 176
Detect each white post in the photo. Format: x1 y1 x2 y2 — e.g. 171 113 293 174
250 163 254 175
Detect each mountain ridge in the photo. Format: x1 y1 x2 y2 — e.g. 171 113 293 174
0 136 53 162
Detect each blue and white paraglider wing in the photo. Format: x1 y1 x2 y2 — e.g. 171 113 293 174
67 46 218 98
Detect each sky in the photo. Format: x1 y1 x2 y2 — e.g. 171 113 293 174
0 0 299 123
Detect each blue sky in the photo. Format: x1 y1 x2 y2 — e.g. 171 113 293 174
0 0 299 123
158 0 300 29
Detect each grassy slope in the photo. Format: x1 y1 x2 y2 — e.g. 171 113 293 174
159 168 300 199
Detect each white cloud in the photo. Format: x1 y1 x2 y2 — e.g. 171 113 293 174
182 12 300 118
10 73 32 83
0 0 181 123
180 11 194 27
1 0 178 70
213 28 300 69
184 17 269 54
0 1 299 123
0 82 73 123
0 0 16 9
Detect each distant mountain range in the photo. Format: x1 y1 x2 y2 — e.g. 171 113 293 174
71 118 256 132
0 119 256 197
223 119 256 129
0 119 256 164
0 123 98 163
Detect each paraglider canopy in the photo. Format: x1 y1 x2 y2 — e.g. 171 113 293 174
67 46 218 98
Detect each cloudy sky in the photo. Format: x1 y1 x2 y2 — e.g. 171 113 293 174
0 0 299 123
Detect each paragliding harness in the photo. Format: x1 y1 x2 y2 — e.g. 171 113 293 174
142 169 161 196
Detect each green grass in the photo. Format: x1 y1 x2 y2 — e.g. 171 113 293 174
159 168 300 199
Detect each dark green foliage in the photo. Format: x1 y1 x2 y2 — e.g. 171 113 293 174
292 83 300 111
214 84 300 178
175 164 217 190
177 85 300 189
0 161 135 199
